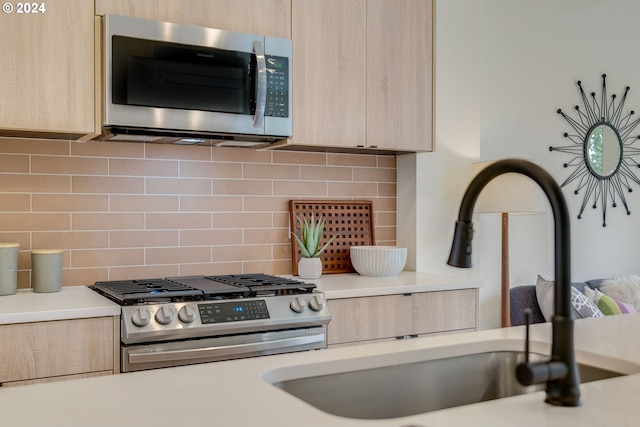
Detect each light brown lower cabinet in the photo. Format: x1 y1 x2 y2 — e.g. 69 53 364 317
0 316 120 387
326 289 478 347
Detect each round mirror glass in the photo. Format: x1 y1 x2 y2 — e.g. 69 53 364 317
586 124 622 178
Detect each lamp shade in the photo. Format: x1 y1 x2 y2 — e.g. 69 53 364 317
472 161 546 215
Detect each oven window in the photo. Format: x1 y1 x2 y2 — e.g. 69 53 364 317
111 36 254 115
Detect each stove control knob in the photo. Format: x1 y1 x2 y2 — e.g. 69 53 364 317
155 306 174 325
131 307 151 327
178 305 198 323
308 294 326 312
290 296 306 313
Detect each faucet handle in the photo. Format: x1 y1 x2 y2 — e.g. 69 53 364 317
516 308 568 386
523 308 531 363
517 358 568 387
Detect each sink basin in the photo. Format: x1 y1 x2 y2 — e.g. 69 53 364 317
270 350 624 420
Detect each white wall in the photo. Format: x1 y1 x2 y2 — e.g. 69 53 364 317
399 0 640 329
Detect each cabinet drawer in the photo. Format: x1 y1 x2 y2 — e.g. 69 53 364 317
408 290 477 336
327 289 477 346
0 317 114 383
327 294 410 344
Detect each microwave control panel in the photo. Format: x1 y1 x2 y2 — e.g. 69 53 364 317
265 56 289 118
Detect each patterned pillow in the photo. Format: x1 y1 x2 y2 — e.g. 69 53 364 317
584 285 635 316
535 275 604 321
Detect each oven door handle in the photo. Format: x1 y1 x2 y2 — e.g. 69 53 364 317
128 334 325 364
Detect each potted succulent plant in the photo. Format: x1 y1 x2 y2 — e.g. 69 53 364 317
292 213 339 279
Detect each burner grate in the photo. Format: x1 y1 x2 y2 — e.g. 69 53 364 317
207 274 316 295
91 274 317 305
166 276 251 299
92 279 202 304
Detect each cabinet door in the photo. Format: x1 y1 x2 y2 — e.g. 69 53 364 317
0 317 114 384
288 0 367 148
366 0 433 151
95 0 291 38
0 0 95 138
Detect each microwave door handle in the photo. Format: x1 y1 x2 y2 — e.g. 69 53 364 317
252 40 267 129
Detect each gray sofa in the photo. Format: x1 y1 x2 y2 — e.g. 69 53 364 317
509 279 607 326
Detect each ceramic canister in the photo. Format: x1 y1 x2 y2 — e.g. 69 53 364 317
31 249 64 293
0 243 20 296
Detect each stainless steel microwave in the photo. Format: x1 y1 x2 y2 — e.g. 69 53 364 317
96 14 292 146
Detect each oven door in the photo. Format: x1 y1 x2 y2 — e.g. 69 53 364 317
121 327 326 372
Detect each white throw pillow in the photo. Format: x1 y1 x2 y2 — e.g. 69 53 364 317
600 275 640 311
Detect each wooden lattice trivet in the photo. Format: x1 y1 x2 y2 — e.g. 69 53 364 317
289 200 375 275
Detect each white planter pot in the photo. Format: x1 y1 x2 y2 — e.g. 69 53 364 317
298 257 322 279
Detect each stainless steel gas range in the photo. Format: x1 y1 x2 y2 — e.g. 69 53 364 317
90 274 331 372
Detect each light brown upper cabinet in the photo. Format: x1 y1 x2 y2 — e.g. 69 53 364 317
0 0 96 140
285 0 367 151
274 0 433 153
95 0 291 38
366 0 433 152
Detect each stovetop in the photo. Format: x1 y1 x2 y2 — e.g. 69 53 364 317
92 273 317 305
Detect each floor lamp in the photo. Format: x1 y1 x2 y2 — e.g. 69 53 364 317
473 161 546 327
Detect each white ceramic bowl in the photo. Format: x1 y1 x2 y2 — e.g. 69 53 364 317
350 246 407 277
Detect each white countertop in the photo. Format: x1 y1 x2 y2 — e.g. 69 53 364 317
312 270 482 299
0 272 477 324
2 312 640 426
0 286 120 324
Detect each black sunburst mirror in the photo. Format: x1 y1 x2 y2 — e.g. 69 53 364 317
550 74 640 226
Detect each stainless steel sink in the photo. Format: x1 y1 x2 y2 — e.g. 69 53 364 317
272 351 623 420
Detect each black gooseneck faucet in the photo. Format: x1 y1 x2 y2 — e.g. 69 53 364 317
447 158 581 407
